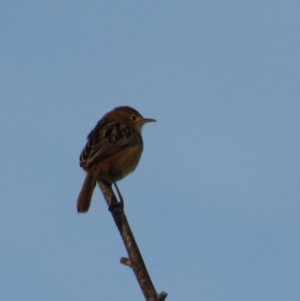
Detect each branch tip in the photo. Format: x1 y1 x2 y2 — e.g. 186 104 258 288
120 257 132 267
158 292 168 301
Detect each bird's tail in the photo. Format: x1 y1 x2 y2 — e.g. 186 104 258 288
77 174 97 213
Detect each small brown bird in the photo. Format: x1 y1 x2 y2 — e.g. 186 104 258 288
77 106 156 213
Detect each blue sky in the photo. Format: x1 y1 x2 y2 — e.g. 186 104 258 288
1 1 300 300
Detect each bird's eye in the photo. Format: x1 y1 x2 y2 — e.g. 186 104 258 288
130 115 137 121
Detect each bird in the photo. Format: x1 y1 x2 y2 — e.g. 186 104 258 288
77 106 156 213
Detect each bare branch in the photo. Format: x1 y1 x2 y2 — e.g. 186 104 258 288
98 180 167 301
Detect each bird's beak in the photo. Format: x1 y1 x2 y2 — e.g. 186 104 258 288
142 118 157 124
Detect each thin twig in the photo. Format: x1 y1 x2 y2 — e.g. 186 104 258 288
98 180 167 301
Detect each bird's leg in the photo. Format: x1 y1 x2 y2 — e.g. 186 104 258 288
101 179 124 210
113 181 124 206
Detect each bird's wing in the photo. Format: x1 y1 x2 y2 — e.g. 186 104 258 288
79 119 137 168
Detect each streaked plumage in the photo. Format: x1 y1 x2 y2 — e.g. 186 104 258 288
77 106 156 213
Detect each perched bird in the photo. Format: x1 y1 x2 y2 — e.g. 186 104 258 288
77 106 156 213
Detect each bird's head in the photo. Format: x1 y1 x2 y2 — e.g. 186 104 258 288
110 106 156 132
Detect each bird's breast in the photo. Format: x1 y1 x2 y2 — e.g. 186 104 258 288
91 136 144 182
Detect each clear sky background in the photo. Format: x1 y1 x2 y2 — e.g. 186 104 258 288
1 1 300 300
